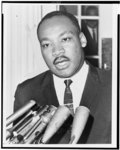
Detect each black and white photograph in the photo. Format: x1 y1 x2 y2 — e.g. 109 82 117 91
1 1 119 149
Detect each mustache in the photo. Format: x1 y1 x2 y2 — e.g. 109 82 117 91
53 56 70 65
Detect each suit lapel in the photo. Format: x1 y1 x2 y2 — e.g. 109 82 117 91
78 65 101 143
42 71 59 107
80 65 101 112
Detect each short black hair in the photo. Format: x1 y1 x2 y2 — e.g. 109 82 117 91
86 6 98 16
37 10 81 38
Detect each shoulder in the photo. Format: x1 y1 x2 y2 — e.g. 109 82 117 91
88 64 112 116
96 67 112 85
88 62 112 85
17 70 52 90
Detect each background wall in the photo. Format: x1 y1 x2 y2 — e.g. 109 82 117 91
3 4 57 117
2 3 116 118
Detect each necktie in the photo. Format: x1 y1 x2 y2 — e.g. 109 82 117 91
64 79 74 115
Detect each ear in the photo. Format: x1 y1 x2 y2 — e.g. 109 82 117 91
79 32 87 48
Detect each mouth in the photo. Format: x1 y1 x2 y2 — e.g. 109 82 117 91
53 56 70 70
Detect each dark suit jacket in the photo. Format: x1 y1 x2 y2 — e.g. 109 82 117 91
81 20 98 56
14 63 111 144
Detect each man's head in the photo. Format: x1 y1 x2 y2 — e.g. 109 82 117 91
37 11 86 78
85 6 98 29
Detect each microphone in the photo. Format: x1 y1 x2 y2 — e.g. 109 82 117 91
24 105 57 144
69 106 90 144
6 105 40 139
41 105 72 144
7 105 56 144
6 100 36 126
6 105 49 141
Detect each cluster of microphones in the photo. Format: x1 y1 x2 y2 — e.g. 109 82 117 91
6 100 90 144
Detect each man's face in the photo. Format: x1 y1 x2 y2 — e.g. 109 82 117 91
85 19 98 29
38 16 84 78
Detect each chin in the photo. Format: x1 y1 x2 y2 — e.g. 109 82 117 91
54 72 74 78
52 66 81 78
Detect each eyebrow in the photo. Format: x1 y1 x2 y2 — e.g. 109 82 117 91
40 31 75 43
40 38 50 44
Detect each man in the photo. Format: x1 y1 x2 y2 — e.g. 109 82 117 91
81 6 98 59
14 11 111 144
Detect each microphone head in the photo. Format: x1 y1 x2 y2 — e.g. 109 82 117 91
6 100 36 126
41 105 72 144
69 106 90 144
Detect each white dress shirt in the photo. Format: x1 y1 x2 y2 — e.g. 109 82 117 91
53 61 89 111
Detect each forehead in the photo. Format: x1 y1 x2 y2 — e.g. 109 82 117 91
38 16 78 37
41 15 74 26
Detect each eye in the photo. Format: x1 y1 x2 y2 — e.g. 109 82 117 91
62 37 72 42
41 43 50 48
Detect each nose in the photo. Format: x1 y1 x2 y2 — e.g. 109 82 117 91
52 43 65 57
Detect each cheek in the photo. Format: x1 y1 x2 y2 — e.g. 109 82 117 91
42 51 51 64
70 43 81 59
71 49 82 68
72 52 81 65
42 51 54 68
